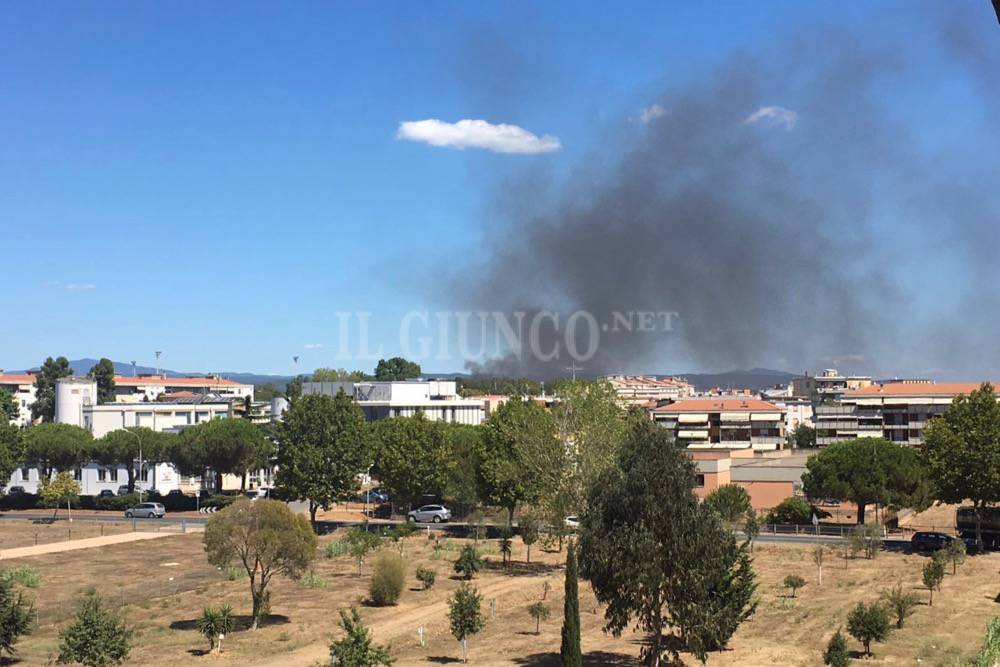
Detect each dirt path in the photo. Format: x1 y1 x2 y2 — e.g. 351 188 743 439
0 529 197 559
249 573 548 667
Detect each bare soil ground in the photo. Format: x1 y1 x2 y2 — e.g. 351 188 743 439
1 524 997 666
0 520 135 550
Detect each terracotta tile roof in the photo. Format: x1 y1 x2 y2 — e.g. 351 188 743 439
847 382 992 397
653 398 782 412
0 374 36 385
113 375 246 388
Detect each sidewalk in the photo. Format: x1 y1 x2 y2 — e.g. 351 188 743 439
0 528 199 560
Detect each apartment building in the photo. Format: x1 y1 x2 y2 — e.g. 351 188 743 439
791 368 873 401
0 372 37 427
813 380 986 446
111 374 253 402
607 375 694 406
651 397 786 451
302 379 485 425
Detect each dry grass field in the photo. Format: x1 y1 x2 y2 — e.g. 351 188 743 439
1 522 998 666
0 520 136 550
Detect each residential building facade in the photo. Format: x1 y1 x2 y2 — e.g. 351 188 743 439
607 375 694 406
652 397 786 451
791 368 873 401
302 379 485 425
0 372 38 427
814 381 986 446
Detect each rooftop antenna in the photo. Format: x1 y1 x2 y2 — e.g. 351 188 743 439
130 361 137 377
565 362 584 382
154 351 162 376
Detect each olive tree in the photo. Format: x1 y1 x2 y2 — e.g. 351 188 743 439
203 499 317 629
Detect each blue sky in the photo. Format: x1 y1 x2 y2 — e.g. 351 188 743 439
2 2 998 377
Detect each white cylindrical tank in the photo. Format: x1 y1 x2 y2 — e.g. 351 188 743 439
270 396 289 420
55 378 97 427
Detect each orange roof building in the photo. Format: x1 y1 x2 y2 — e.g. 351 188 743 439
814 380 993 446
651 397 786 451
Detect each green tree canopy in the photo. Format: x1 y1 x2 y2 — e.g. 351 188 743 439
373 357 421 381
39 472 81 518
0 423 25 492
923 383 1000 547
448 583 485 663
765 497 815 525
703 484 753 523
786 424 816 449
329 607 393 667
801 437 929 524
0 568 34 658
275 391 371 524
479 397 563 521
313 368 370 382
846 601 889 657
57 590 133 667
31 356 72 422
92 428 169 494
175 419 273 493
579 420 756 666
23 422 93 477
203 499 317 630
87 359 116 405
0 388 19 424
550 380 631 518
560 541 581 667
372 413 451 509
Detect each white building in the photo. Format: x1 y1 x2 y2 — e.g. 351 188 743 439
111 373 254 402
302 379 485 425
5 378 256 496
606 375 694 406
0 372 38 427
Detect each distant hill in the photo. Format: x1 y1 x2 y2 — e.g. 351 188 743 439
674 368 795 392
7 360 794 394
13 359 299 391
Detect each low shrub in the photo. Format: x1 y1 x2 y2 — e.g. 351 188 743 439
976 617 1000 667
0 566 40 588
301 571 328 589
324 540 352 559
416 567 436 590
454 545 483 580
369 551 406 606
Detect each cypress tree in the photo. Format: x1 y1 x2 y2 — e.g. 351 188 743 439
560 541 582 667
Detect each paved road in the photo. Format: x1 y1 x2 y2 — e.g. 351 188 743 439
3 511 919 548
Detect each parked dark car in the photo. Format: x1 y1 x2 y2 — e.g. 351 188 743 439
6 486 27 496
98 489 115 498
355 489 389 504
911 531 954 552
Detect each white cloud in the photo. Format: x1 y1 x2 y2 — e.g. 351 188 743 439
742 105 798 130
639 104 666 124
46 281 96 291
303 343 324 350
396 119 561 154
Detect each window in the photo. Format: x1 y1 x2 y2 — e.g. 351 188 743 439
195 412 209 423
73 468 82 481
695 474 705 488
20 467 29 481
97 468 107 482
109 468 118 482
140 466 150 482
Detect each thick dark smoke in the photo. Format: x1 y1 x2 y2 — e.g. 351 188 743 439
446 8 1000 379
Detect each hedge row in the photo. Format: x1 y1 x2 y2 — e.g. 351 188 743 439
0 491 240 513
977 617 1000 667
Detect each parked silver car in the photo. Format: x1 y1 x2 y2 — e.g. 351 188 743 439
407 504 451 523
125 502 165 519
